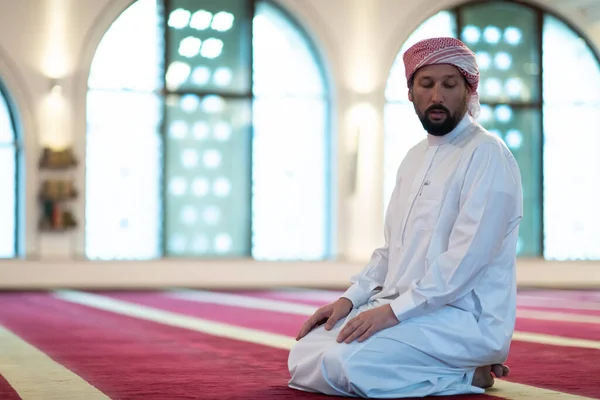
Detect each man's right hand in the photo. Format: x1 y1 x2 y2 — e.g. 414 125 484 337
295 297 354 341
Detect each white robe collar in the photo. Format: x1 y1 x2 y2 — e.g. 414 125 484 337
426 113 472 147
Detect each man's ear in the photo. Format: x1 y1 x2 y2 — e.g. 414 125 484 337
408 88 413 102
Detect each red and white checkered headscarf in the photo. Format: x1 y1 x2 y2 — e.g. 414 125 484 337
403 37 480 119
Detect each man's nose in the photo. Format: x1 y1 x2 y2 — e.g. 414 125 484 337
431 84 443 103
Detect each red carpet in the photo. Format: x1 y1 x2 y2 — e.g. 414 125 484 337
0 374 20 400
0 292 493 400
515 318 600 340
0 289 598 399
98 291 600 399
97 291 308 337
0 293 326 400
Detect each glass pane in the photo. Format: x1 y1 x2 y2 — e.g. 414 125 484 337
85 90 163 259
252 97 328 260
383 103 427 208
478 104 541 257
542 15 600 104
459 2 539 104
0 146 16 258
385 11 456 102
251 1 330 260
543 104 600 260
252 2 325 97
165 0 252 94
88 0 163 92
163 94 251 257
0 90 15 143
542 16 600 260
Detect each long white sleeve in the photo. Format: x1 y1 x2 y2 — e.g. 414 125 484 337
389 143 522 321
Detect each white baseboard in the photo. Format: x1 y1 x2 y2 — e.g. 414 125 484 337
0 258 599 290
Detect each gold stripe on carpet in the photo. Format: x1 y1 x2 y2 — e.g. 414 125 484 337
512 331 600 350
53 290 296 350
0 324 110 400
516 309 600 324
489 379 593 399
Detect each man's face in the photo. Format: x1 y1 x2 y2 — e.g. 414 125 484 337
408 64 470 136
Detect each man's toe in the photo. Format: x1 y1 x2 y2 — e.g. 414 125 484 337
491 364 504 377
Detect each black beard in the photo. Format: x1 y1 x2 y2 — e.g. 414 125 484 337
417 104 462 136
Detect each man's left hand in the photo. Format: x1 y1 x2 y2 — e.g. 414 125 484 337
336 304 400 344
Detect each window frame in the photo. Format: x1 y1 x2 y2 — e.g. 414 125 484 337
384 0 600 259
0 79 21 259
85 0 334 260
456 0 600 258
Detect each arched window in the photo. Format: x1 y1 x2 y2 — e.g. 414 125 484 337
86 0 332 261
0 82 20 258
384 0 600 260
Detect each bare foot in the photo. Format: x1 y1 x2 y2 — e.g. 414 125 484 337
472 364 510 389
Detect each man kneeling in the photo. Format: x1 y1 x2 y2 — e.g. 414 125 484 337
287 37 522 398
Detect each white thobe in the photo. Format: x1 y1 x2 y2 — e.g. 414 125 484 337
288 115 523 398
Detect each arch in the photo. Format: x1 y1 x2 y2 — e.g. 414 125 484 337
84 0 334 261
267 0 340 256
0 45 39 259
540 13 600 261
71 0 140 254
383 0 600 260
267 0 337 99
381 0 598 84
251 1 333 260
74 0 139 90
266 0 340 255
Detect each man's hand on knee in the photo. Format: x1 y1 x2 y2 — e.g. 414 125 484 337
336 304 400 344
296 298 353 341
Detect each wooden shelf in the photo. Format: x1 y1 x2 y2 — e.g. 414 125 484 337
38 225 77 233
38 147 78 170
38 147 79 233
39 187 79 201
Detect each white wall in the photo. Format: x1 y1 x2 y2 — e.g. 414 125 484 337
0 0 599 288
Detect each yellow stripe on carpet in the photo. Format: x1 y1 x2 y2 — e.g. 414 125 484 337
517 309 600 324
0 324 110 400
54 290 596 400
53 290 296 350
488 380 593 399
512 331 600 350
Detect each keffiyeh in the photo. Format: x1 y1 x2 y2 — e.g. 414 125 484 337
403 37 481 119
